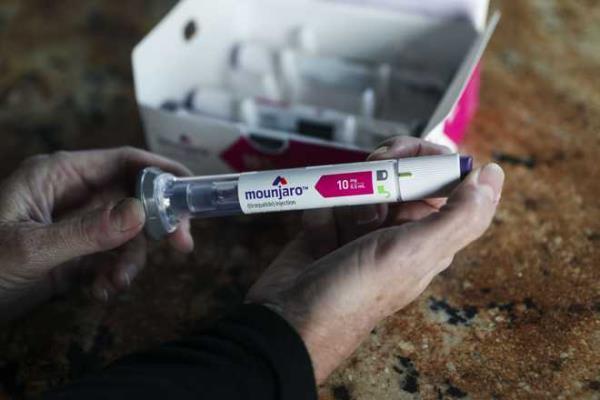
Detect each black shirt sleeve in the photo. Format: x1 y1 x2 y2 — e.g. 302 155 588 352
44 304 317 400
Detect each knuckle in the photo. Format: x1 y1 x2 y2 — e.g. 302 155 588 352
49 150 69 160
49 150 72 166
118 146 141 158
73 213 102 249
46 151 80 190
390 136 415 147
117 146 144 166
433 143 452 155
43 152 74 177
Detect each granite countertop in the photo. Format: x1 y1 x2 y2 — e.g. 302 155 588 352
0 1 599 399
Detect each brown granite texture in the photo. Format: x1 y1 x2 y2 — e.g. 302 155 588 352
0 1 599 399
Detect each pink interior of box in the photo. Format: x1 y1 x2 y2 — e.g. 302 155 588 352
221 137 368 171
443 63 481 144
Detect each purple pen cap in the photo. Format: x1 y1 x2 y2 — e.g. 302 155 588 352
460 156 474 179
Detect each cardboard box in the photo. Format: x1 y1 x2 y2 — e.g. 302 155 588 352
132 0 499 173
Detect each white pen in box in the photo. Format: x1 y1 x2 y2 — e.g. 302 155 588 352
240 98 358 144
163 89 418 148
137 154 473 240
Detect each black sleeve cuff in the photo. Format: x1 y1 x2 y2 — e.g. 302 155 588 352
43 303 318 400
218 303 317 400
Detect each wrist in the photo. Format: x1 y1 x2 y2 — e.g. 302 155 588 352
260 302 375 385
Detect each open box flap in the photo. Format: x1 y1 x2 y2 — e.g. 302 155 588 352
422 11 500 142
132 0 246 107
321 0 489 31
133 0 489 108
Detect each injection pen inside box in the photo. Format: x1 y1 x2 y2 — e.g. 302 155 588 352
137 154 473 240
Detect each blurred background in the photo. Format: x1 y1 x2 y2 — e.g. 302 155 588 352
0 1 599 399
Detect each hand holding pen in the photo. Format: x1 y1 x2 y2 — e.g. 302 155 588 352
246 136 505 383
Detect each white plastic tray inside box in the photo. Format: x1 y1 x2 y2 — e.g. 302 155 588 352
132 0 499 174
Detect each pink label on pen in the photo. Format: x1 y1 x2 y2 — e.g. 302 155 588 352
315 171 373 198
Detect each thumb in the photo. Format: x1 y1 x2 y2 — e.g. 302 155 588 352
410 162 505 256
31 198 145 269
371 163 505 268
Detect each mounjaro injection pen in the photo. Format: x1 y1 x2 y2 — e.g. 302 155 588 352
137 154 473 240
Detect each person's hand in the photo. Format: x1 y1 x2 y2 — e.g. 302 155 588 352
247 137 505 384
0 147 194 322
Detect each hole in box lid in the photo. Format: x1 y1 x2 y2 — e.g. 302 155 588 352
296 119 335 142
183 20 198 41
248 133 288 153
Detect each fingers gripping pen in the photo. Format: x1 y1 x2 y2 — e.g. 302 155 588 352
137 154 473 240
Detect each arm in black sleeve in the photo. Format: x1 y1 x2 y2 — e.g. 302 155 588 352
45 304 317 400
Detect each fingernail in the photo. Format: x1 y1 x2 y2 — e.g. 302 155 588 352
120 272 131 288
179 219 195 253
367 146 389 160
92 286 109 303
355 205 379 225
119 264 138 288
477 163 505 204
125 263 138 278
110 198 145 232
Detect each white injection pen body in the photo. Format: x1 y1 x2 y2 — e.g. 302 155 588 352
138 154 473 240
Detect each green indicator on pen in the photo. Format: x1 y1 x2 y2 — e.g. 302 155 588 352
398 172 413 179
377 185 391 198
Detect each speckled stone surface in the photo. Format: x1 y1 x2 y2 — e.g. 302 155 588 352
0 1 599 399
